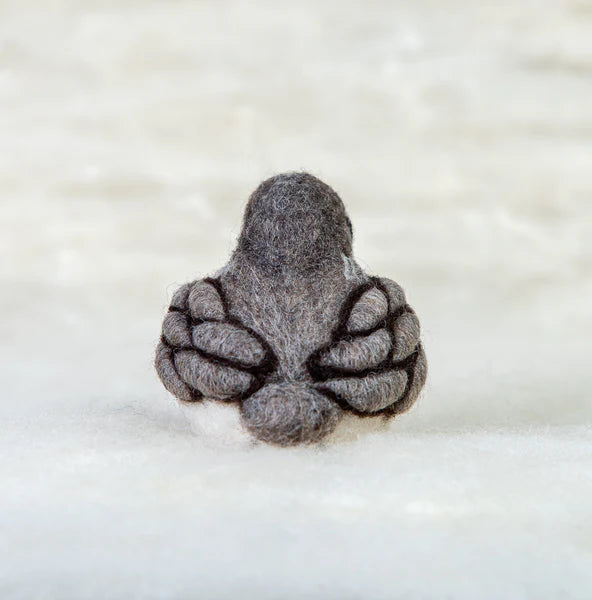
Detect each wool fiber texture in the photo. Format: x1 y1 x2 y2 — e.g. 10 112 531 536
5 3 591 596
155 172 427 445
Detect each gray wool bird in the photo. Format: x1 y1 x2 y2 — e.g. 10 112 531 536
155 172 427 445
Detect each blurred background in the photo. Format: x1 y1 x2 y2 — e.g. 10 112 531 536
1 1 591 598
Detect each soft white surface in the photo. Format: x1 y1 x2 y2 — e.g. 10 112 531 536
1 1 591 598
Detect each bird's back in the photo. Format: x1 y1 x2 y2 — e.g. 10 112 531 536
219 258 367 384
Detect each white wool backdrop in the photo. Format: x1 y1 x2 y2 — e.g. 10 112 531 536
1 1 591 598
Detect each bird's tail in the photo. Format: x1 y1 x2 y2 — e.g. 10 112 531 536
239 381 340 446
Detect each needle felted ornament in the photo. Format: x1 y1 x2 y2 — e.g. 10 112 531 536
155 172 427 446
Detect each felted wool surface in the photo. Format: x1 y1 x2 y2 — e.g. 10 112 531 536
1 1 592 598
155 172 427 445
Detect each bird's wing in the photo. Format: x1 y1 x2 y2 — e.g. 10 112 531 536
307 277 427 416
155 278 277 402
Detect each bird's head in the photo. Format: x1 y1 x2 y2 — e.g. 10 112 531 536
236 172 353 274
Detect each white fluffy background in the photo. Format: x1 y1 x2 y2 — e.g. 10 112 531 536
1 1 591 598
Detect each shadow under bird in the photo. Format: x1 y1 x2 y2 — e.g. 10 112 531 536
155 172 427 445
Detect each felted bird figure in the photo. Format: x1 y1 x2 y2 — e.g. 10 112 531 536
155 172 427 445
